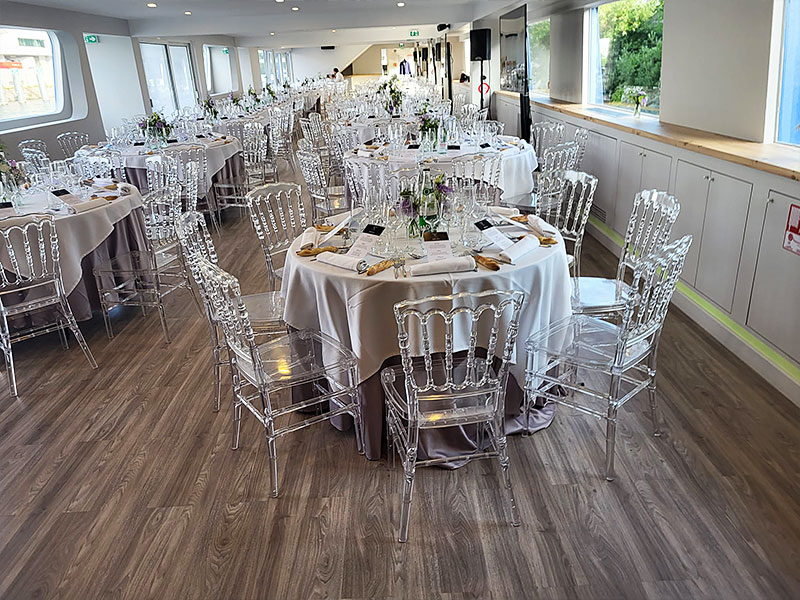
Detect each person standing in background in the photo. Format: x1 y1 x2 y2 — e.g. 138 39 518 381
333 68 344 82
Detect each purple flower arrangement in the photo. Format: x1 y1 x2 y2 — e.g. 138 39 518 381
139 112 173 141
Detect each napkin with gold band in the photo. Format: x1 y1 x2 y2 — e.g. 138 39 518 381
408 256 476 277
315 252 364 272
499 235 540 264
299 227 319 250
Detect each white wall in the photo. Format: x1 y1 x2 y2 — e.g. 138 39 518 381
660 0 777 142
85 34 146 132
548 8 583 103
238 47 254 91
292 45 369 80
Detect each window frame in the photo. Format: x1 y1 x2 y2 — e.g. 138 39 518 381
776 0 800 147
527 17 551 97
0 25 72 133
139 41 198 115
202 44 235 95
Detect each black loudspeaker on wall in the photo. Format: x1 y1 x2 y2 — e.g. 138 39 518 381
470 29 491 61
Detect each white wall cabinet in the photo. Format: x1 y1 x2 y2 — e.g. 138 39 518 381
672 160 709 285
613 142 672 235
748 191 800 363
580 130 618 224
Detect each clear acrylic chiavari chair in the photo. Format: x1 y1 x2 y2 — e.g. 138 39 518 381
176 210 286 412
145 154 179 193
0 214 98 396
539 141 579 172
530 120 565 166
572 189 681 315
93 184 196 343
297 148 347 221
535 170 597 278
56 131 90 158
19 148 50 174
164 147 220 232
573 127 589 170
194 256 362 497
18 139 49 158
245 182 307 292
381 290 525 542
525 235 693 481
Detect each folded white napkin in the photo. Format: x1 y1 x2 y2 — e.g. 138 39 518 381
488 206 520 218
357 149 374 158
299 227 319 250
499 235 540 264
527 215 557 237
325 208 362 227
315 252 363 271
409 256 476 277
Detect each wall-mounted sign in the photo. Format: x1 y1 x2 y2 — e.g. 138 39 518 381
222 47 229 54
84 34 99 44
398 42 404 48
409 30 419 37
784 204 800 257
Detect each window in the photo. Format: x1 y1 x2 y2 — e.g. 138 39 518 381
527 18 550 95
140 42 197 116
588 0 663 114
202 44 233 95
0 27 62 124
258 49 276 89
778 0 800 145
259 50 292 87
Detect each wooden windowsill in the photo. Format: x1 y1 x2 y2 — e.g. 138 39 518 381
528 97 800 182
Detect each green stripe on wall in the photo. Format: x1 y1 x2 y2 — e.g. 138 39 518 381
588 216 800 385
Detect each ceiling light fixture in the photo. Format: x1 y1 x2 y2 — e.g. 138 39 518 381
276 0 284 2
270 32 275 35
184 10 192 15
146 2 157 7
291 6 299 10
332 29 336 32
397 2 405 6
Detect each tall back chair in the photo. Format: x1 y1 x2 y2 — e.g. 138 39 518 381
530 120 565 165
572 189 681 315
56 132 90 158
245 182 307 292
525 235 693 481
297 148 345 220
537 170 597 278
573 127 589 169
0 215 97 396
145 154 179 193
380 289 525 542
19 148 50 174
18 139 48 158
196 257 362 497
540 141 579 172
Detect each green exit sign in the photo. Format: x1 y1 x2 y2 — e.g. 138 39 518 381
409 30 419 37
222 47 229 54
84 34 99 44
398 43 404 48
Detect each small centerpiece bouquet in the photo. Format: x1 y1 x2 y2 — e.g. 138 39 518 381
623 86 649 117
202 97 219 120
229 92 242 107
138 112 173 146
378 74 403 115
400 170 452 238
265 83 277 101
418 114 440 152
248 85 261 104
0 141 26 202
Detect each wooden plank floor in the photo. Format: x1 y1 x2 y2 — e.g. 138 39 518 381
1 178 799 599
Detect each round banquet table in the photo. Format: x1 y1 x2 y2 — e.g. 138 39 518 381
344 135 538 200
281 232 572 462
340 115 420 144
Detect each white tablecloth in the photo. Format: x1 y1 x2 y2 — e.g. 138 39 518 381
344 137 538 199
281 234 571 386
0 182 144 295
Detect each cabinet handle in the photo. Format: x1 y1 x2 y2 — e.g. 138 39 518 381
710 177 715 182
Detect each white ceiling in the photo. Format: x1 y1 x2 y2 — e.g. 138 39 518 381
9 0 572 48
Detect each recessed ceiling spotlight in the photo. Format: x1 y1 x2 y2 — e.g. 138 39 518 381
270 32 275 35
146 2 157 7
397 2 405 6
276 0 284 2
184 10 192 15
332 29 336 32
291 6 299 10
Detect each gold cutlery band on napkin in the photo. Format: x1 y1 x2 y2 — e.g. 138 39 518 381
296 245 339 257
474 254 501 271
366 259 395 276
314 224 336 232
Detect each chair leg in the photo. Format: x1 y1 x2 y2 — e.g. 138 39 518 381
494 423 521 527
156 299 171 344
352 399 364 455
605 405 618 482
648 355 661 437
267 432 279 498
100 299 114 340
63 303 97 369
398 449 417 543
231 401 243 449
3 341 17 398
212 346 222 413
57 320 69 350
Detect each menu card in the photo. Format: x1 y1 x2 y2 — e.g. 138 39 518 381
346 224 385 259
423 231 454 261
474 219 514 250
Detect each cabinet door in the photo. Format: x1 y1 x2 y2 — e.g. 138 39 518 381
580 131 618 225
613 141 644 235
640 147 672 192
695 172 752 312
672 160 710 285
747 191 800 362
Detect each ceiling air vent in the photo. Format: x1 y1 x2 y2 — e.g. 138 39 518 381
321 46 335 50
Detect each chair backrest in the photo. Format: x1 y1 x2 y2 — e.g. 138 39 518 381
620 235 692 351
175 210 219 300
20 148 50 173
141 184 182 247
145 154 179 193
56 132 90 158
18 139 48 157
618 189 681 282
392 289 524 419
531 120 565 163
452 153 501 187
541 141 579 172
0 214 63 294
573 127 589 169
538 170 597 248
453 93 466 116
245 182 306 291
297 148 329 201
461 103 479 117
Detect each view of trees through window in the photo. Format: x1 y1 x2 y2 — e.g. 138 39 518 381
597 0 663 114
527 19 550 94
